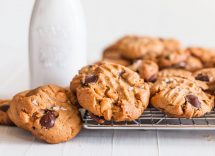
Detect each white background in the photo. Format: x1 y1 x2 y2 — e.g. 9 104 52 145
0 1 215 156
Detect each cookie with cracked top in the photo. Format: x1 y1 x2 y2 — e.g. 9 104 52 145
158 69 208 90
158 69 193 79
150 76 214 118
8 85 82 144
71 62 150 122
0 99 14 126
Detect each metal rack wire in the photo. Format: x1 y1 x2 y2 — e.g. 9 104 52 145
83 108 215 130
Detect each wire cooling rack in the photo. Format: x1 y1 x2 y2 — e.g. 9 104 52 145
82 108 215 130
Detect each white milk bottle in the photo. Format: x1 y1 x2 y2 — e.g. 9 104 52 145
29 0 87 88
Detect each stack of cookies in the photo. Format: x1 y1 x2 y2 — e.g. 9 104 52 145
1 35 215 144
99 35 215 118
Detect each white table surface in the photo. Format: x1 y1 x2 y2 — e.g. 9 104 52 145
1 58 215 156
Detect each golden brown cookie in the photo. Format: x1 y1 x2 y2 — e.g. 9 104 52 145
0 100 14 126
102 47 131 66
182 56 203 71
186 47 215 67
158 69 193 79
103 47 122 60
129 60 159 82
8 85 82 144
71 62 150 122
193 68 215 94
142 49 190 70
99 58 131 67
157 49 190 69
104 35 164 60
151 76 214 118
159 38 181 51
158 69 208 91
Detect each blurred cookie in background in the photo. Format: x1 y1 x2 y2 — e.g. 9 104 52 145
0 99 14 126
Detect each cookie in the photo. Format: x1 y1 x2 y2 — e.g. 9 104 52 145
129 60 159 82
158 69 208 90
159 38 181 51
71 62 150 122
102 47 131 66
193 68 215 94
99 58 131 67
105 35 164 60
186 47 215 67
182 56 203 71
103 47 122 60
158 69 193 79
157 49 190 69
151 76 214 118
8 85 82 144
0 100 14 126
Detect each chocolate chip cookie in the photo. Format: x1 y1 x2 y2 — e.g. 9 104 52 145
8 85 82 144
193 68 215 94
159 38 181 51
0 100 14 126
158 69 209 91
150 76 214 118
158 69 193 79
129 60 159 82
102 46 131 66
157 49 190 69
71 62 150 122
182 56 203 71
104 35 164 60
186 47 215 67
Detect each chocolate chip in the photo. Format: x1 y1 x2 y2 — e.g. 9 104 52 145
89 112 105 124
82 75 98 85
195 74 209 82
40 110 56 129
185 95 201 108
148 74 157 82
0 105 9 112
164 55 171 60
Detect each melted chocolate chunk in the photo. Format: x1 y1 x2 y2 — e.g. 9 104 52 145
0 105 9 112
195 74 209 82
82 75 98 85
40 110 56 129
89 112 105 124
185 95 201 108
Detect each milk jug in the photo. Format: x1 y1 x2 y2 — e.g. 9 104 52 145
29 0 87 88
